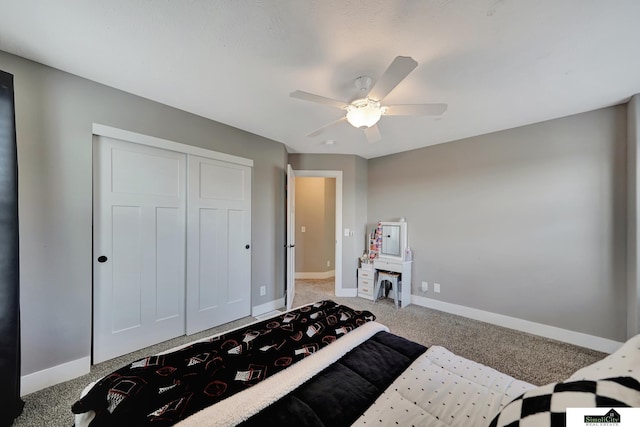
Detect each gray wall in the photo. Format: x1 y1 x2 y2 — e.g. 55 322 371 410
0 50 287 376
3 42 630 378
288 154 368 289
368 106 627 342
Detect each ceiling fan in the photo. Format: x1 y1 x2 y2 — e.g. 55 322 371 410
290 56 447 143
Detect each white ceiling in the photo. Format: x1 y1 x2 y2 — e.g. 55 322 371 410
1 0 639 159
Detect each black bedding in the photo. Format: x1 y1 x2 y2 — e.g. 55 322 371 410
238 331 427 427
72 301 376 427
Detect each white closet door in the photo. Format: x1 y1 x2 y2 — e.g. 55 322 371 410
186 155 251 335
93 136 186 363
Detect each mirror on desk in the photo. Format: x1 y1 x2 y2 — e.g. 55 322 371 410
381 224 401 257
376 220 408 261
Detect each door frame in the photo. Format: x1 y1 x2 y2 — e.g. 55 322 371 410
286 165 296 310
92 124 253 167
291 170 343 296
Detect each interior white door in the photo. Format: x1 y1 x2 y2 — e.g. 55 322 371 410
286 164 296 310
186 155 252 334
93 136 186 363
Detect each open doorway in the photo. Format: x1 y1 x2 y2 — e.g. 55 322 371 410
286 170 343 306
295 177 336 279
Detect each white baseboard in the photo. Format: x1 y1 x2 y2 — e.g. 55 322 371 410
252 297 285 317
411 295 623 354
295 270 335 279
336 288 358 297
21 356 90 396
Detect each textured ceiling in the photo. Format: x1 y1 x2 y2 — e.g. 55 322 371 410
1 0 639 158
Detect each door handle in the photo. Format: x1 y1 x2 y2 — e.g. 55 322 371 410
245 244 250 249
97 255 108 263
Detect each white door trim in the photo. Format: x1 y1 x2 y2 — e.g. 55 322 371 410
92 123 253 167
292 170 343 297
286 165 296 310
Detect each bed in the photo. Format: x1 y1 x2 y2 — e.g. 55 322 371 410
72 300 640 427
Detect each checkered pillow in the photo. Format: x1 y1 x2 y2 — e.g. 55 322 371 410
488 377 640 427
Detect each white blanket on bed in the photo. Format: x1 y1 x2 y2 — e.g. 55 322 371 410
352 345 535 427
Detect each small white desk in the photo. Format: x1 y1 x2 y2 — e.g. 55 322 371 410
373 258 412 308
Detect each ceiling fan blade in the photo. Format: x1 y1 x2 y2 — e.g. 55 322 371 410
384 103 448 116
307 116 347 138
290 90 348 110
363 124 382 143
367 56 418 101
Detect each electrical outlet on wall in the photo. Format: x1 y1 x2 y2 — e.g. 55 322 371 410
260 286 266 296
421 281 428 292
434 283 441 293
327 260 331 267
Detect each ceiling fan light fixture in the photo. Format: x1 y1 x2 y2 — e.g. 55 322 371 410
346 98 382 129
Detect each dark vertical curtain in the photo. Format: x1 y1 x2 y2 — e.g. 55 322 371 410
0 70 23 426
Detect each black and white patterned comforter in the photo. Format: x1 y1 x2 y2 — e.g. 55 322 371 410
73 299 640 427
72 300 375 427
353 345 535 426
489 376 640 427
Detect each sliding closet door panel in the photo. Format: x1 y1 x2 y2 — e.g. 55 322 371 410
93 136 186 363
111 206 143 332
187 155 251 335
197 207 223 310
228 209 249 303
111 149 182 196
200 163 246 200
156 207 185 321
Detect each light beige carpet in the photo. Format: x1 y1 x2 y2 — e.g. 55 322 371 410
14 278 607 426
292 278 606 387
